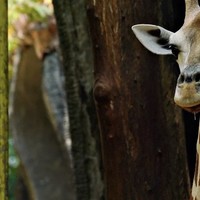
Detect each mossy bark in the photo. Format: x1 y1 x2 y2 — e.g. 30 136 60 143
0 0 8 199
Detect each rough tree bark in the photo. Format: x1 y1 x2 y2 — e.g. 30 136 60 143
0 0 8 200
52 1 103 200
87 0 190 199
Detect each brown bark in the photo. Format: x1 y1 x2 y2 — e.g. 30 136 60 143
87 0 190 199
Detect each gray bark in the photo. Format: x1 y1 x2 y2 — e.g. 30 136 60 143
52 0 104 200
10 47 76 200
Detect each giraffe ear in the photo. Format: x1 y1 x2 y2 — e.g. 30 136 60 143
132 24 174 55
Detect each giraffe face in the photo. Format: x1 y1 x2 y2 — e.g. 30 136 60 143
132 8 200 113
173 13 200 112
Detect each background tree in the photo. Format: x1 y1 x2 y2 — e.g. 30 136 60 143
9 1 76 199
0 0 8 200
9 0 200 199
52 1 104 199
9 0 104 199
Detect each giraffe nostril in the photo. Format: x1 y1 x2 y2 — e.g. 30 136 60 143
185 76 193 83
195 73 200 82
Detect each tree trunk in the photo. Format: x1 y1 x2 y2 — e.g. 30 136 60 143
87 0 190 199
10 47 76 200
0 0 8 199
52 1 104 199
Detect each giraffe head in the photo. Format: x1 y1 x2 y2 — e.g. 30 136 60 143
132 0 200 113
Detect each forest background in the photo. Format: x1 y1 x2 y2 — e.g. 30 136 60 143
6 0 199 200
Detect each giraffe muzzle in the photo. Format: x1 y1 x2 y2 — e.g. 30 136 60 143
174 66 200 112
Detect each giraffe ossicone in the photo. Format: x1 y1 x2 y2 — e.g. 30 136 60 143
132 0 200 199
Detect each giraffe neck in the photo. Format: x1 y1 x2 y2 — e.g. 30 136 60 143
191 122 200 200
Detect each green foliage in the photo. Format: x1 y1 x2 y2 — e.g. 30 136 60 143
9 0 52 23
8 0 53 54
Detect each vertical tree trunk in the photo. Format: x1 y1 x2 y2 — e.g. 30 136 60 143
87 0 190 199
0 0 8 199
52 1 104 199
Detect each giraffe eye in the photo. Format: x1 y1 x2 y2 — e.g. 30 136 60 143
168 44 180 59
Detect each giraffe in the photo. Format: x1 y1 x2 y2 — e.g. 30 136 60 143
132 0 200 199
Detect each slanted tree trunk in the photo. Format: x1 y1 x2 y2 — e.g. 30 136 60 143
0 1 8 199
52 1 104 199
10 47 76 200
87 0 190 199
